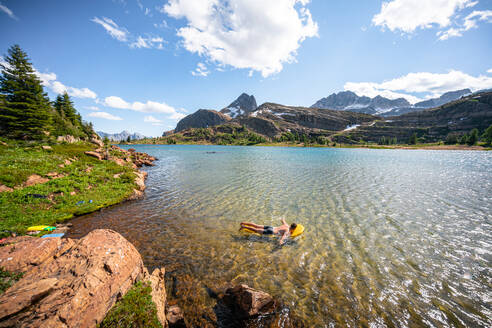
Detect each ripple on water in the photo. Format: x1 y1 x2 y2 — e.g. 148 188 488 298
67 145 492 327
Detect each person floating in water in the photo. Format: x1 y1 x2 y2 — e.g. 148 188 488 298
240 218 297 245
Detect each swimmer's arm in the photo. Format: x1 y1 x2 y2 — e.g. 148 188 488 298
280 218 287 226
279 231 289 245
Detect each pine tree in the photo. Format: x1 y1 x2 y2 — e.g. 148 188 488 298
482 124 492 145
408 133 418 145
61 92 78 125
0 45 51 138
467 128 479 146
53 94 65 117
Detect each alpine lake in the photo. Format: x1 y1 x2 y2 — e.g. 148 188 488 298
67 145 492 327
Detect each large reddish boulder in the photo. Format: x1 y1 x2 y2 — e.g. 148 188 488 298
0 229 146 328
0 236 63 272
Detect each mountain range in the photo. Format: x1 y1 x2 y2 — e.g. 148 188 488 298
97 130 146 141
310 89 472 116
168 89 492 144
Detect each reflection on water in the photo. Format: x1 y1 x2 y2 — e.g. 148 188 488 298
68 145 492 327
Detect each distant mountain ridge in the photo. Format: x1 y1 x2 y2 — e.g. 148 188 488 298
97 130 146 141
311 89 472 116
311 91 410 114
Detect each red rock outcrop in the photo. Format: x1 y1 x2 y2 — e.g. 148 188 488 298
0 184 13 193
145 267 168 327
0 229 147 328
24 174 50 187
84 150 103 160
90 135 104 148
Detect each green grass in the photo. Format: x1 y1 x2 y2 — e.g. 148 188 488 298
0 267 23 295
99 281 162 328
0 141 137 236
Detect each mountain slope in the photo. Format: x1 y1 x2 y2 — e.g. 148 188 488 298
337 92 492 143
174 109 231 133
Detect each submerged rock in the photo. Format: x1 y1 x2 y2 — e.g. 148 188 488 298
220 284 275 319
167 305 186 328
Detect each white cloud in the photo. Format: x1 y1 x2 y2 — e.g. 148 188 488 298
345 69 492 104
154 20 169 29
144 115 162 123
130 36 165 49
85 106 100 111
372 0 477 33
169 112 186 120
191 62 209 77
88 111 123 120
488 68 492 74
0 3 17 20
438 10 492 40
91 17 129 41
163 0 318 77
92 16 165 50
35 71 98 99
104 96 186 120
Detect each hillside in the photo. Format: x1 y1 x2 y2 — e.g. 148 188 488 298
174 109 231 133
171 99 378 140
334 92 492 143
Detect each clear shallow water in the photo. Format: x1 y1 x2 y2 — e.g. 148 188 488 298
68 145 492 327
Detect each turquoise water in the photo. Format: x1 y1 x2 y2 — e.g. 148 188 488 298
68 145 492 327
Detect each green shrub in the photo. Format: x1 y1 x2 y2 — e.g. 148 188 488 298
99 281 162 328
444 133 459 145
0 268 23 295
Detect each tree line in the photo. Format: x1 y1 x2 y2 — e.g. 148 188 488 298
0 45 94 140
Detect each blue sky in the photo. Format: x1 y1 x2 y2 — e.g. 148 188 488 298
1 0 491 136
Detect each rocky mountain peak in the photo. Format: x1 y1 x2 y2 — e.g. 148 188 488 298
220 93 257 118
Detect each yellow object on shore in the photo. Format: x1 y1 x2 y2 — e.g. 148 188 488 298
27 225 56 232
241 224 305 237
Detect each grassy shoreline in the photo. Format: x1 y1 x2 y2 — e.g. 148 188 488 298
0 140 139 237
125 140 492 151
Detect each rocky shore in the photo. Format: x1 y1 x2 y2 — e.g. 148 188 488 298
83 142 157 201
0 230 299 327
